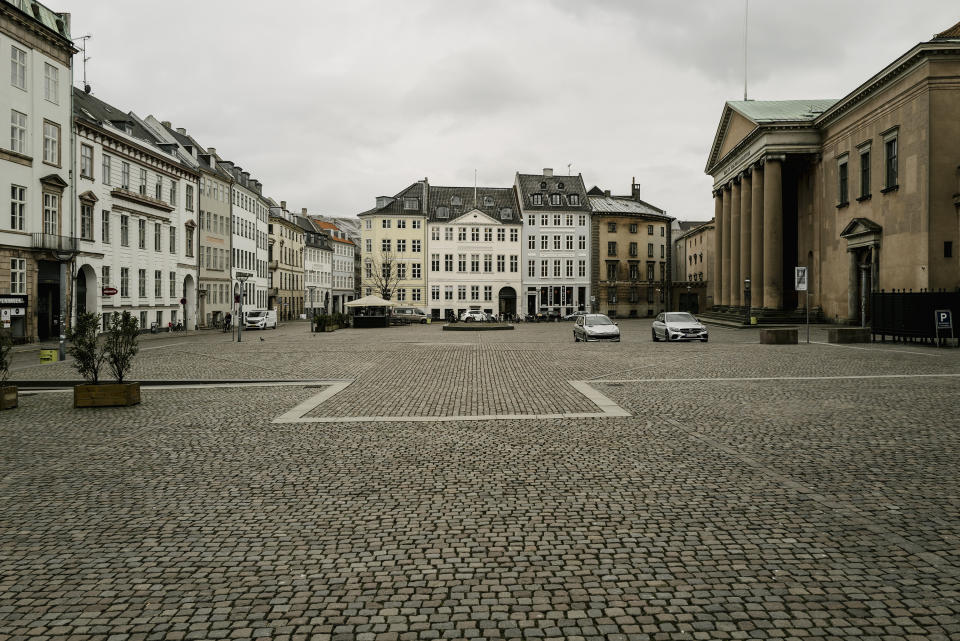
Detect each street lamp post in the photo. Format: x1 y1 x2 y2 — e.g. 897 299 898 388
236 271 252 343
743 278 751 326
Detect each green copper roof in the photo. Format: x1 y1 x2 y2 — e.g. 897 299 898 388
728 99 838 123
5 0 70 39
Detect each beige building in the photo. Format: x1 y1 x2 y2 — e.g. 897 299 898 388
358 180 429 302
269 202 304 320
706 21 960 323
673 220 714 313
588 184 673 318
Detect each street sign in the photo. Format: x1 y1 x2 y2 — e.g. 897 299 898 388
795 266 808 291
935 309 953 330
179 298 187 305
102 287 118 296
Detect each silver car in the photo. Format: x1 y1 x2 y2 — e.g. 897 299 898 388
573 314 621 342
651 312 708 342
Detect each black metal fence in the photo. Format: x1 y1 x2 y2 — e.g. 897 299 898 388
870 290 960 341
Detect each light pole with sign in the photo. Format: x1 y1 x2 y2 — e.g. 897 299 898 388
236 271 252 343
795 266 809 343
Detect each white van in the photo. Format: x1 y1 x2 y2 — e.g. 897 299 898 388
243 309 277 330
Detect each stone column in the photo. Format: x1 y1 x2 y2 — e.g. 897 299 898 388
847 249 858 322
729 179 741 307
740 171 752 309
713 190 723 308
750 164 764 310
762 156 783 310
722 184 732 307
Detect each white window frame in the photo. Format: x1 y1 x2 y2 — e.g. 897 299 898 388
10 45 26 90
10 184 25 230
43 63 58 104
10 110 26 154
10 258 25 294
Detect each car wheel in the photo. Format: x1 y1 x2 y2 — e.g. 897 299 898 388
702 336 708 342
651 328 659 342
574 332 579 342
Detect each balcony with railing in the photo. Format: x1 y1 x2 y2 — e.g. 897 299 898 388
31 233 78 254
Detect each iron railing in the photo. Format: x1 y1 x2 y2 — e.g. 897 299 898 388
31 233 78 253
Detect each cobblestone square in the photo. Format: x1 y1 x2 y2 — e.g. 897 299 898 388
2 321 959 640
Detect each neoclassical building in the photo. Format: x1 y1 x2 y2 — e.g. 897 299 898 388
706 21 960 323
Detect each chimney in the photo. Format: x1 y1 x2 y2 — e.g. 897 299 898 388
176 127 186 135
161 120 171 128
301 207 307 214
604 189 611 197
631 178 642 203
207 147 216 157
543 168 553 177
281 200 287 210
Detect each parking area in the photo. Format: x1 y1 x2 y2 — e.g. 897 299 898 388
2 319 959 640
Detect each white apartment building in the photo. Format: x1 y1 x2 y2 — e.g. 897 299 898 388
1 0 74 341
298 215 332 316
220 162 268 311
425 186 521 320
313 219 354 312
516 169 592 317
72 88 199 331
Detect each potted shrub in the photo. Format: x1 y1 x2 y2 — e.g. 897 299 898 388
73 311 141 408
0 328 16 410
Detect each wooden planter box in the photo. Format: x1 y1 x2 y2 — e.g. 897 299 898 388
0 385 17 410
74 382 141 408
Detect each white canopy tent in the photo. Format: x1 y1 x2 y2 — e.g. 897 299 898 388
345 295 399 308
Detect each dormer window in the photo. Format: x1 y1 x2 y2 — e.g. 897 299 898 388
451 196 462 206
500 208 513 220
569 194 579 206
483 195 494 207
550 194 561 206
539 181 547 189
532 194 543 206
403 198 418 210
557 182 565 190
436 206 449 219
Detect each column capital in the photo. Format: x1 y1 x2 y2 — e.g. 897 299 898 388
722 182 732 192
764 153 787 164
743 167 753 178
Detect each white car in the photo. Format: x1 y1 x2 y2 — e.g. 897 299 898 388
460 310 487 322
243 309 277 330
651 312 708 342
573 314 621 342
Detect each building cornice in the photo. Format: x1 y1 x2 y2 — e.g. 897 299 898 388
75 118 198 182
0 3 76 67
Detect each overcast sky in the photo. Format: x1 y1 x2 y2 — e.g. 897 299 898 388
65 0 958 221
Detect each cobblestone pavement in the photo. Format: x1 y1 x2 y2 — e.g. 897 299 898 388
1 320 959 640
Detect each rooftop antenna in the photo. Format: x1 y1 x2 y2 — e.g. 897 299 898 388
474 169 477 208
73 34 92 92
567 163 572 176
743 0 749 100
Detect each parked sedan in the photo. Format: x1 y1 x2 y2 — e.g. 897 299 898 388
651 312 709 342
573 314 621 342
460 310 487 322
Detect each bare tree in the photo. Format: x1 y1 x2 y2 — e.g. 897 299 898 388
362 251 403 300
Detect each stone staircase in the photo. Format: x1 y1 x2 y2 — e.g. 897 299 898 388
698 306 825 327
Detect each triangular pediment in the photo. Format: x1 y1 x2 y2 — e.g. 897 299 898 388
78 190 98 203
449 208 502 225
40 173 69 191
840 217 882 238
706 104 759 173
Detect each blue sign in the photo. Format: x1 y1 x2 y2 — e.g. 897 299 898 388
935 309 953 330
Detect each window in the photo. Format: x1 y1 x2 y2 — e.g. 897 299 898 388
660 245 665 259
471 254 479 272
139 168 147 195
946 241 953 258
412 263 421 279
120 268 130 297
553 260 561 277
138 219 146 249
42 121 59 164
138 269 147 298
154 270 162 298
607 241 617 256
412 219 421 229
10 46 26 90
566 215 574 226
102 266 110 290
155 174 162 199
510 256 518 272
532 193 543 206
527 215 535 226
578 260 586 278
629 263 639 280
430 254 440 271
647 262 655 281
458 254 467 272
553 235 561 250
629 223 638 234
102 155 112 186
169 225 176 254
458 227 466 241
431 285 440 300
884 130 898 190
365 219 372 230
445 254 453 271
42 192 57 234
10 258 25 294
566 260 573 278
660 226 664 237
397 239 406 253
10 185 25 230
553 214 561 226
528 260 535 277
80 203 93 240
471 285 479 300
397 263 407 280
43 63 58 103
629 242 638 257
185 227 194 257
550 194 561 206
458 285 466 300
541 260 548 277
154 222 161 251
9 110 26 154
578 235 586 250
497 228 505 242
121 215 129 246
859 149 871 199
444 286 453 301
606 262 618 281
403 198 418 210
170 272 177 297
412 239 421 252
541 214 549 226
397 218 406 229
497 255 505 272
528 236 536 250
121 162 130 189
442 227 452 241
510 229 518 242
647 224 654 235
608 222 616 233
365 238 372 253
484 254 492 272
169 181 177 206
471 228 479 242
569 194 579 206
381 239 391 252
837 155 849 205
80 145 93 179
647 243 654 258
565 235 574 250
431 227 440 241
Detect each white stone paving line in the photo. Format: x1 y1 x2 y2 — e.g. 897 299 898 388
809 341 946 357
22 380 348 395
593 373 960 383
272 379 631 424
